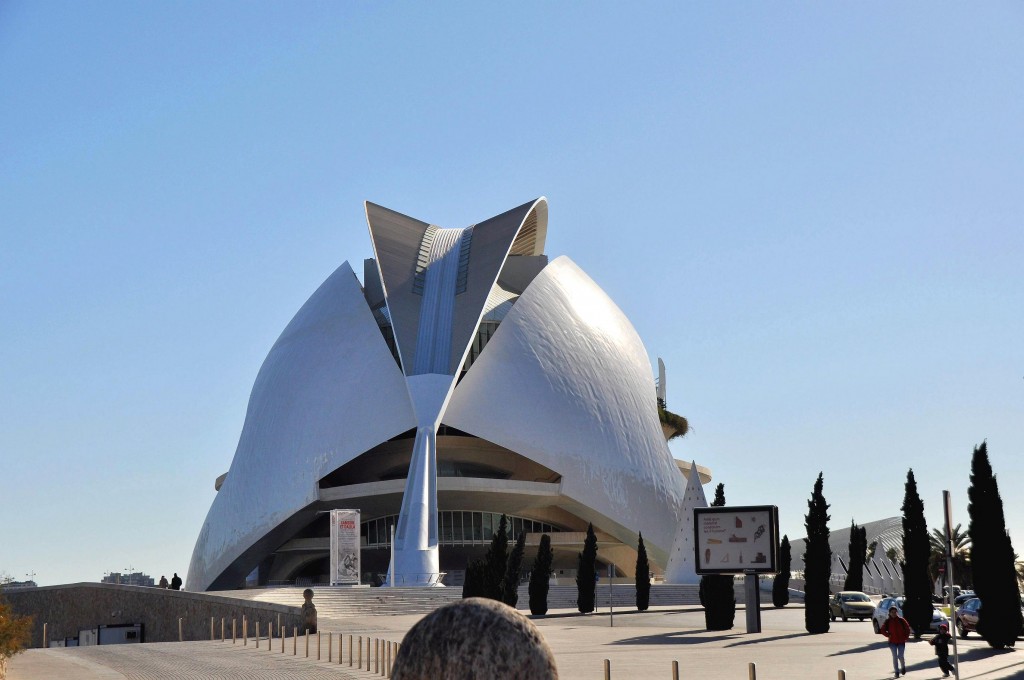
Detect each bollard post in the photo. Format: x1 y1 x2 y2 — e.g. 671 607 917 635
604 658 611 680
672 660 679 680
748 662 757 680
375 638 380 674
305 629 309 658
338 631 343 664
221 617 225 642
256 621 260 649
243 616 247 646
838 672 846 680
317 631 321 660
42 623 48 649
210 616 214 641
293 626 297 656
367 636 371 671
281 624 285 653
179 617 183 642
358 635 362 668
232 618 237 644
277 613 281 635
350 634 354 667
328 632 333 663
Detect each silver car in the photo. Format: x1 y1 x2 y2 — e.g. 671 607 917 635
872 596 949 635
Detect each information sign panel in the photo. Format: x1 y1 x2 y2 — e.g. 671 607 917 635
329 509 361 585
694 505 779 574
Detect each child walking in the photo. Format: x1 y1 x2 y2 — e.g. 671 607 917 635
929 623 954 677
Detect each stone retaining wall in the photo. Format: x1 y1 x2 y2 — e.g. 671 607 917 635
4 583 304 647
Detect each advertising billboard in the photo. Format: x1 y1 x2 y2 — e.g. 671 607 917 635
694 505 779 574
329 509 361 585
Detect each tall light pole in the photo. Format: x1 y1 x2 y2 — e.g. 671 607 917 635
943 491 960 680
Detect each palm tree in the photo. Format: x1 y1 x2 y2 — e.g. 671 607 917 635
928 524 972 591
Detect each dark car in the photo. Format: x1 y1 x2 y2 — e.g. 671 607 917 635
955 597 981 638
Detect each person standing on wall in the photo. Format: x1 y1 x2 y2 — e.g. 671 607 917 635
170 573 182 590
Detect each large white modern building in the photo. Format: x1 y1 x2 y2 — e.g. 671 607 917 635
187 198 708 591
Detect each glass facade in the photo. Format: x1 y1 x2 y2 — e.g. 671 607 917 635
361 511 562 548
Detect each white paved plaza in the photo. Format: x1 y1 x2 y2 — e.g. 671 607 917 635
10 605 1024 680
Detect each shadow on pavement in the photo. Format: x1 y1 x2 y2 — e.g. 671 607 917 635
723 632 811 647
608 631 742 646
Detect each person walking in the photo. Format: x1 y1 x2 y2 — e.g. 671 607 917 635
929 622 954 677
880 605 912 677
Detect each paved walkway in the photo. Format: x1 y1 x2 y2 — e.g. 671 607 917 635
9 606 1024 680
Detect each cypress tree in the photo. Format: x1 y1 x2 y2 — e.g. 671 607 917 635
462 559 486 599
844 521 866 592
529 534 554 615
482 514 509 601
503 531 527 607
803 472 831 634
900 469 933 638
773 535 791 608
576 523 598 613
635 532 651 612
700 483 735 630
966 442 1023 648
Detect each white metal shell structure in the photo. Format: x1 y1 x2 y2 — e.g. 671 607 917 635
187 198 689 591
187 262 416 592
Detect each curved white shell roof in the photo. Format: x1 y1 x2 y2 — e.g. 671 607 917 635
444 256 686 565
188 201 689 590
186 261 416 591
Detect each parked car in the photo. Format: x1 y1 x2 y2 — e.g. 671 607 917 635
872 596 950 635
953 591 977 607
955 597 980 637
829 591 875 622
956 597 1024 638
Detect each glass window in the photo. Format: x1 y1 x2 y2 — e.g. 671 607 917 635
441 512 451 543
483 513 494 541
473 512 483 541
513 517 523 539
368 520 378 546
455 512 465 543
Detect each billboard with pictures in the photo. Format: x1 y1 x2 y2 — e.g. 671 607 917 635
694 505 779 574
329 509 361 585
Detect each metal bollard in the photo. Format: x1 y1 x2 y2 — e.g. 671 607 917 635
293 626 297 656
672 660 679 680
375 638 380 674
243 616 247 646
349 634 354 667
281 624 285 653
604 658 611 680
358 635 362 668
748 662 757 680
221 617 225 642
328 632 332 662
210 616 214 641
838 672 846 680
305 629 310 657
317 631 321 660
42 623 48 649
179 617 184 642
256 621 260 649
232 618 237 644
338 631 343 664
366 636 371 671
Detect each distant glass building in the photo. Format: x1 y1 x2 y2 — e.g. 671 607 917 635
187 198 706 591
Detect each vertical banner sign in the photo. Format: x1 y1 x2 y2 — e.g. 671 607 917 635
330 509 361 585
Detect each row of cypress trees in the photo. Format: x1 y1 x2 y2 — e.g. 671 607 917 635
800 442 1021 648
462 516 656 615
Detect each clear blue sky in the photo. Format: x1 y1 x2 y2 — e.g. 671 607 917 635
2 3 1021 586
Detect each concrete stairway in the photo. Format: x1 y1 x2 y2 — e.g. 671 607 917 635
520 584 702 611
218 587 464 619
216 583 703 618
